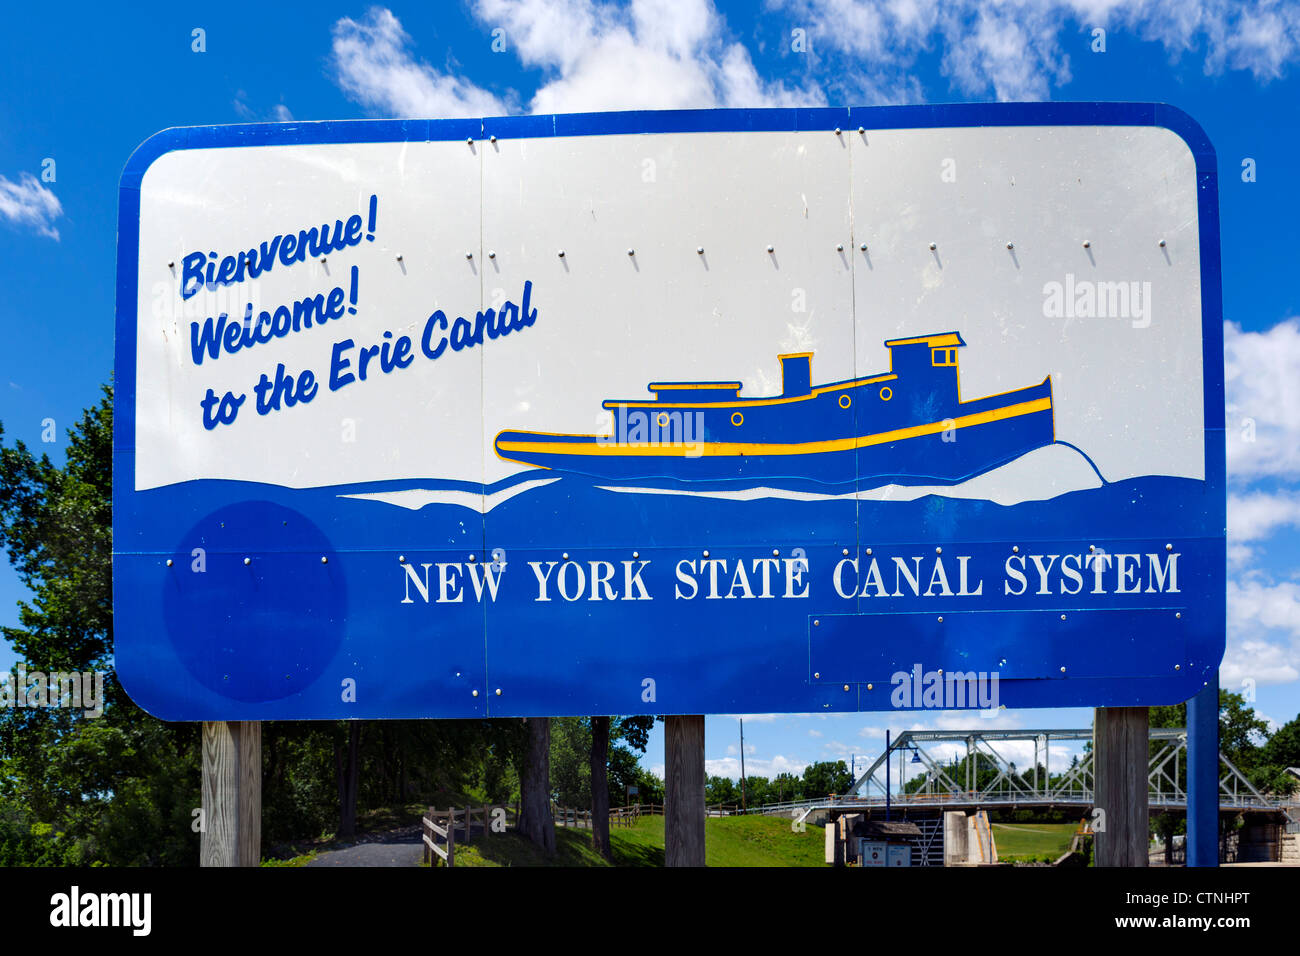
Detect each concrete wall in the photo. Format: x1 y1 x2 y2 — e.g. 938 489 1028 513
943 811 969 866
1281 830 1299 864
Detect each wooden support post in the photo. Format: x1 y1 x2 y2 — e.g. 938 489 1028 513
665 715 705 867
1093 707 1148 867
201 721 261 867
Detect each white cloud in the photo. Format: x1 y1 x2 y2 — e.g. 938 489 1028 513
331 3 823 117
1220 319 1300 692
771 0 1300 102
475 0 825 111
1221 636 1300 687
1223 576 1300 687
331 7 507 117
706 754 808 778
1229 576 1300 640
0 172 62 240
332 2 1300 120
1227 490 1300 566
855 709 1026 739
1225 318 1300 483
233 93 296 123
1254 710 1282 734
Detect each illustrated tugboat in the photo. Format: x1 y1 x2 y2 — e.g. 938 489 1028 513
494 333 1054 485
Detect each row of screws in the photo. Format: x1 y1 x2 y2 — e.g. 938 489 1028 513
167 556 329 565
166 238 1168 270
168 542 1176 567
171 542 1177 566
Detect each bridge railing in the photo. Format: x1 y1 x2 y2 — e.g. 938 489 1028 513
752 789 1288 815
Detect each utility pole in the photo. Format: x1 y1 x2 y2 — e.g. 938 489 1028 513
885 730 892 821
739 718 747 812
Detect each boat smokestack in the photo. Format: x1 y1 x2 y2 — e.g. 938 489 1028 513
778 353 812 397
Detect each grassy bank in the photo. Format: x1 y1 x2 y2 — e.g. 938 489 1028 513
451 812 824 867
990 822 1078 862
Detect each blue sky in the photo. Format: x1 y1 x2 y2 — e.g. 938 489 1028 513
2 0 1299 789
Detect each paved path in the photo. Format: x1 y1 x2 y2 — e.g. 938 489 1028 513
305 826 424 868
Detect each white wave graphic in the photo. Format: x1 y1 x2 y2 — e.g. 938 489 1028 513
595 444 1103 507
340 477 561 513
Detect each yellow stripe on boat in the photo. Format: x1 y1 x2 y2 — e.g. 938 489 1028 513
497 397 1052 459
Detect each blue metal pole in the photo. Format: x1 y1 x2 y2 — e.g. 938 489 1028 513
1186 673 1219 867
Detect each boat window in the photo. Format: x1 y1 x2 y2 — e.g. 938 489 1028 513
932 347 958 367
731 412 743 426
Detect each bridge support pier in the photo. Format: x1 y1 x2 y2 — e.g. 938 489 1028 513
1093 707 1148 867
943 811 969 866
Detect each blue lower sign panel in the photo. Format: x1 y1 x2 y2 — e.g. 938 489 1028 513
114 103 1225 719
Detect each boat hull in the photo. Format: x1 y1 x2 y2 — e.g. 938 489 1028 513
495 381 1054 486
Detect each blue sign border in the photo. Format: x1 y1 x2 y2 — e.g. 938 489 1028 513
114 103 1225 720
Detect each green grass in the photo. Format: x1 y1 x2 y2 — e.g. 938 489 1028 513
991 822 1079 862
451 813 824 867
260 850 319 867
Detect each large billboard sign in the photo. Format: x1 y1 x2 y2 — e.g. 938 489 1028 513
114 104 1224 720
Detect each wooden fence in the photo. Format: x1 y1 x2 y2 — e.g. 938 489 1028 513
609 803 664 827
553 805 593 829
422 804 518 867
422 811 454 867
425 801 725 864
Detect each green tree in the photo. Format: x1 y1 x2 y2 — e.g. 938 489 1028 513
1151 690 1275 789
517 717 555 855
1254 715 1300 796
744 774 772 807
590 715 656 858
706 775 738 805
773 771 803 802
631 767 664 805
802 760 852 796
1261 716 1300 771
551 716 592 808
0 387 202 864
0 388 532 862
